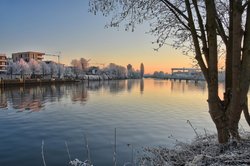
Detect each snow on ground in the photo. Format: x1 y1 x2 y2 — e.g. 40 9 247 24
138 132 250 166
67 132 250 166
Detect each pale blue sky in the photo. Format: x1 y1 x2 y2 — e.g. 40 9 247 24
0 0 191 73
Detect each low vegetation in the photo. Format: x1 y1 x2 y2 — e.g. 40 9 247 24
41 129 250 166
139 132 250 166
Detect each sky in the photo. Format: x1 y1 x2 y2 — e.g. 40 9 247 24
0 0 193 74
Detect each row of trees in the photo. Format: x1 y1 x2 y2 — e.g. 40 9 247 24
70 57 144 79
127 63 144 78
153 71 167 78
5 58 145 80
7 59 65 79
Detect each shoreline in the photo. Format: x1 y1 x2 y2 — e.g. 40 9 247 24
0 78 79 87
0 76 135 87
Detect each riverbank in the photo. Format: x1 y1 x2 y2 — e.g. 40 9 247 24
0 74 134 87
67 132 250 166
0 78 79 87
138 132 250 166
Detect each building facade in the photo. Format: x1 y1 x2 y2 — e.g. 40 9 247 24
12 51 44 62
0 54 7 73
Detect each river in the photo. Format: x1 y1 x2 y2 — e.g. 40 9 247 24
0 79 248 165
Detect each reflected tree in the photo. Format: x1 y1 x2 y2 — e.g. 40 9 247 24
140 79 144 94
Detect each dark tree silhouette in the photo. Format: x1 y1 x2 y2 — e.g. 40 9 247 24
140 63 144 78
89 0 250 143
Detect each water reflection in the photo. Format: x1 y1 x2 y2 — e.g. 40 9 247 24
0 80 143 111
71 83 88 104
0 90 7 108
0 79 211 112
140 79 144 94
0 78 229 166
170 80 206 93
1 85 67 112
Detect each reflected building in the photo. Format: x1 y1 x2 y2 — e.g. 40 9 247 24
170 80 206 93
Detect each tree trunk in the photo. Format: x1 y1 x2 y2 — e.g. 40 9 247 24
208 98 229 143
205 0 230 143
229 0 242 140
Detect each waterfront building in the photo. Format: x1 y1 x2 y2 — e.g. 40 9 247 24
0 54 7 73
171 68 203 78
12 51 44 62
171 67 225 81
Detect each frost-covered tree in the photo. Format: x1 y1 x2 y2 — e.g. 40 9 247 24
79 58 89 72
6 60 15 79
49 62 58 78
126 64 140 79
40 61 50 78
153 71 165 78
64 66 74 78
57 64 65 78
105 63 127 79
28 59 41 77
89 0 250 143
71 59 81 78
17 59 30 78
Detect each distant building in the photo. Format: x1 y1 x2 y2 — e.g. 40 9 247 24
171 67 203 78
87 66 100 75
0 54 7 73
12 51 44 62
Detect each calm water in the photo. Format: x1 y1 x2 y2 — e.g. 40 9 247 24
0 79 249 165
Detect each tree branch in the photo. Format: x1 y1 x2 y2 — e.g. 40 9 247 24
216 16 228 45
160 0 189 21
192 0 209 63
185 0 209 81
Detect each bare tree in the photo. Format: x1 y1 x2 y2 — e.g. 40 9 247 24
89 0 250 143
79 58 89 72
71 59 81 78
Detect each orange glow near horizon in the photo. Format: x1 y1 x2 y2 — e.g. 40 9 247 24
61 56 192 74
60 46 193 74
